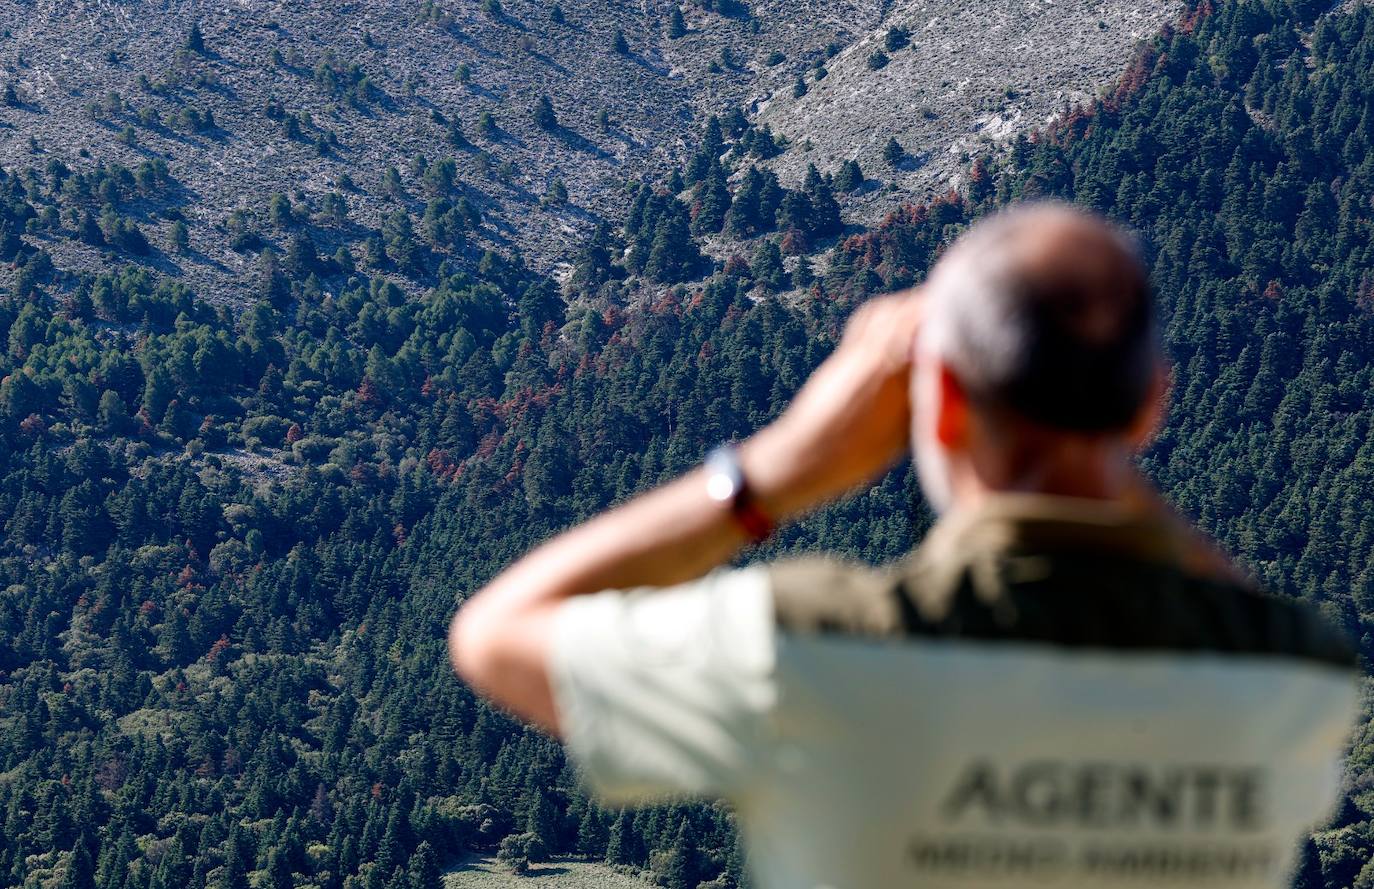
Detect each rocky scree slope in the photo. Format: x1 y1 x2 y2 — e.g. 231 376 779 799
0 0 890 306
758 0 1180 221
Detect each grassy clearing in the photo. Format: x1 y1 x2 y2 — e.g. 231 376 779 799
444 855 651 888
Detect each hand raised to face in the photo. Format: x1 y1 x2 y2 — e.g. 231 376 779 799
740 289 925 520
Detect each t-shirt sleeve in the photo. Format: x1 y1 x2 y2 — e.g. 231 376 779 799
548 566 777 805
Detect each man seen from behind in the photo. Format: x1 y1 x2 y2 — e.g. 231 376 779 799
448 203 1358 889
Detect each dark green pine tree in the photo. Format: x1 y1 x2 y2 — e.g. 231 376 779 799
59 837 96 889
140 365 174 423
604 810 637 866
802 164 842 237
686 115 725 183
374 808 404 877
722 106 747 138
381 166 405 199
568 223 617 294
692 165 731 235
668 7 686 38
78 210 105 246
662 817 697 889
704 114 726 153
577 806 607 859
382 211 422 273
219 825 252 889
775 189 812 235
186 22 205 54
156 606 194 665
882 136 904 167
644 212 699 283
749 125 780 159
724 167 765 238
751 238 787 292
407 841 441 889
97 390 130 435
284 232 320 278
168 219 190 254
188 822 221 889
726 829 751 889
263 845 293 889
256 247 287 306
533 95 558 130
524 792 559 851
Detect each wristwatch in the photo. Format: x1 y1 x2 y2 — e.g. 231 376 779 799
704 444 776 544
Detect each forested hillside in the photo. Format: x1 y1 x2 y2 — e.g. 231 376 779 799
3 1 1374 889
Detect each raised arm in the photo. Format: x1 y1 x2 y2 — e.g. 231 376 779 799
447 292 924 732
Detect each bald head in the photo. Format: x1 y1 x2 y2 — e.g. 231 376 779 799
923 203 1157 432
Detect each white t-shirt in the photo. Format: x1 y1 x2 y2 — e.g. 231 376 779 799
549 498 1358 889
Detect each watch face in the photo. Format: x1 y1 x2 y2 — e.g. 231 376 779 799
706 471 738 502
705 446 743 503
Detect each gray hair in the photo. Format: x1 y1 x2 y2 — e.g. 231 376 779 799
922 202 1157 431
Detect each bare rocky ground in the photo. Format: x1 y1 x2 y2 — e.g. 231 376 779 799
0 0 1177 308
758 0 1180 220
0 0 884 304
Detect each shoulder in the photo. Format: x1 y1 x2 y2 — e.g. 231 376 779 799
554 565 777 673
1226 586 1358 670
766 556 907 637
763 552 1356 670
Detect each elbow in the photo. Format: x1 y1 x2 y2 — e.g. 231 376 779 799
448 601 496 691
447 590 562 733
448 593 528 696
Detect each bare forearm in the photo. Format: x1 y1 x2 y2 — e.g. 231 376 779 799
469 417 847 611
483 468 750 606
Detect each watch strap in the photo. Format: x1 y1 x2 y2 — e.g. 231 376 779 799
732 490 776 543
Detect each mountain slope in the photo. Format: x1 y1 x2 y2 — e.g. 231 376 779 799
759 0 1181 216
4 2 1374 889
0 0 886 304
0 0 1177 306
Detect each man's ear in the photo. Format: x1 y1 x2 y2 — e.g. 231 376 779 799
1127 359 1171 450
936 363 970 449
